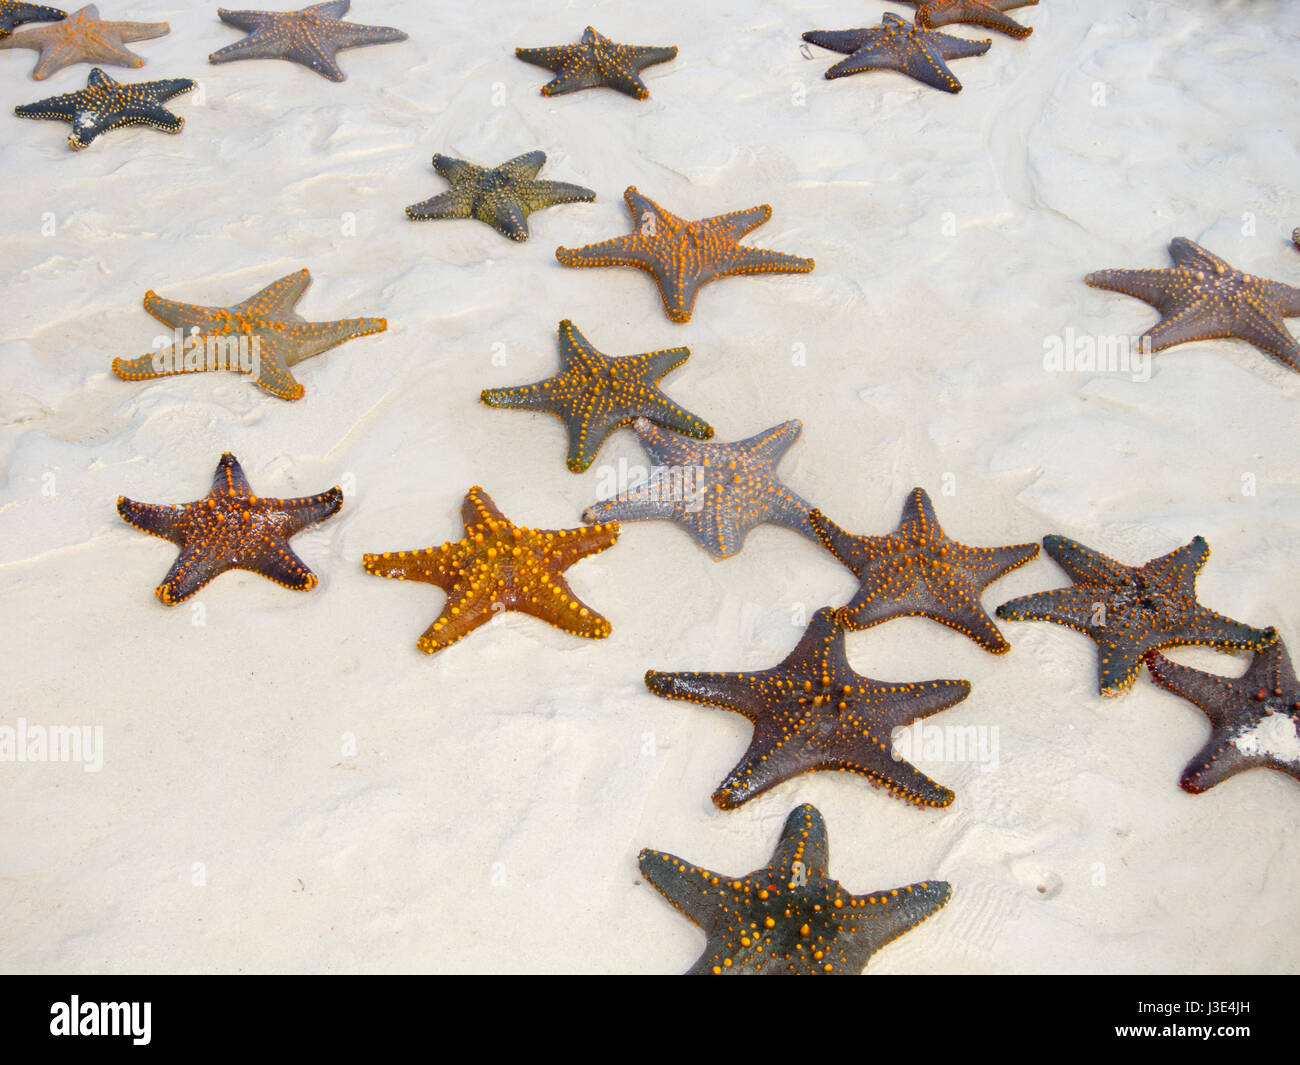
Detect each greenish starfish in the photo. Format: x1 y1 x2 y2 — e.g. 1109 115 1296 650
14 67 193 150
481 320 713 473
405 150 595 242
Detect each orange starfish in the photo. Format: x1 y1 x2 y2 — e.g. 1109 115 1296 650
363 487 620 655
556 187 815 323
0 4 168 80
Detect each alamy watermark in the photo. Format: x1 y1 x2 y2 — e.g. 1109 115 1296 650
1043 328 1151 382
151 327 261 376
0 718 103 772
891 722 999 772
592 458 706 513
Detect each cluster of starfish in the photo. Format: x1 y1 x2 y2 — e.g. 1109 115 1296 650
803 2 1040 94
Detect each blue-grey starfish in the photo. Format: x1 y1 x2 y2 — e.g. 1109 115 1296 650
515 25 676 100
208 1 408 82
1086 238 1300 372
480 320 713 473
14 67 193 150
802 12 990 92
582 417 818 559
996 535 1276 697
1146 637 1300 795
639 804 951 975
645 607 971 809
0 2 65 41
405 150 595 243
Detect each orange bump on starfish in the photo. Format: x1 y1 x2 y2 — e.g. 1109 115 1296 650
362 487 620 655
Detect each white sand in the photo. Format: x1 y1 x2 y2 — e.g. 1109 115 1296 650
1 0 1297 974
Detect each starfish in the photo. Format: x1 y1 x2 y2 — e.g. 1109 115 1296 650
583 418 818 559
0 4 167 80
117 452 342 605
996 535 1276 697
809 487 1039 654
555 187 815 324
0 2 65 41
111 268 387 401
645 607 970 809
801 12 991 92
14 68 193 150
515 25 676 100
639 803 951 974
1146 638 1300 795
209 1 408 82
405 150 595 243
481 320 713 473
1085 238 1300 372
897 0 1038 39
362 487 620 655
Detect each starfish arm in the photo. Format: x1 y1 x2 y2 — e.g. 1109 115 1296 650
415 581 498 654
117 497 188 545
808 509 864 568
519 179 597 211
362 545 462 590
1040 534 1131 586
154 540 235 604
209 28 290 65
1168 238 1235 275
555 233 652 270
1145 650 1234 723
496 149 544 180
1143 536 1208 594
240 539 318 592
282 315 387 364
140 290 222 331
595 66 650 99
637 848 730 930
1176 733 1255 794
0 4 66 35
485 198 529 242
767 805 831 882
922 2 1032 38
113 102 185 136
626 44 677 67
460 486 511 533
1164 605 1274 652
479 381 555 414
215 9 273 32
275 487 344 538
974 541 1042 582
514 43 579 75
719 245 817 279
13 93 79 121
141 76 195 103
843 880 953 961
405 187 474 221
644 669 767 720
1261 279 1300 317
319 21 407 50
508 572 613 640
538 520 619 570
305 1 350 17
1234 300 1300 367
111 327 258 388
114 19 168 44
251 336 305 400
995 585 1102 630
1142 299 1243 353
817 738 956 807
643 344 691 379
801 28 874 56
211 452 252 496
738 419 802 464
583 490 677 526
431 153 486 183
240 269 312 315
275 32 348 81
932 30 995 59
877 679 972 729
1085 267 1183 310
636 388 714 441
902 40 971 93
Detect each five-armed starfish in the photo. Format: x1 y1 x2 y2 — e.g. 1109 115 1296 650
897 0 1038 39
802 12 990 92
556 187 815 323
1146 638 1300 794
515 25 676 99
996 535 1276 696
405 150 595 243
645 607 971 809
15 67 193 150
112 268 387 401
118 452 343 605
362 487 620 655
1086 237 1300 372
639 804 951 974
810 487 1040 654
0 2 65 41
583 417 819 559
0 3 167 80
480 320 713 473
209 1 408 82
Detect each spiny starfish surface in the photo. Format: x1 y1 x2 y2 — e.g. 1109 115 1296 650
639 804 951 974
1086 237 1300 372
405 150 594 243
117 452 342 605
111 268 387 401
802 12 990 92
898 0 1038 39
0 3 167 80
582 417 818 559
645 607 971 809
362 487 620 655
1146 638 1300 794
810 487 1039 654
0 2 65 41
15 67 192 150
209 1 408 82
556 186 815 323
480 319 713 473
515 25 676 99
996 535 1276 696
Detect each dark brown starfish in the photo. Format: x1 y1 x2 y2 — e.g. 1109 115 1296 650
117 452 342 605
810 487 1039 654
897 0 1038 39
1146 638 1300 794
645 607 970 809
1086 237 1300 372
996 535 1276 696
362 487 619 655
639 803 951 975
